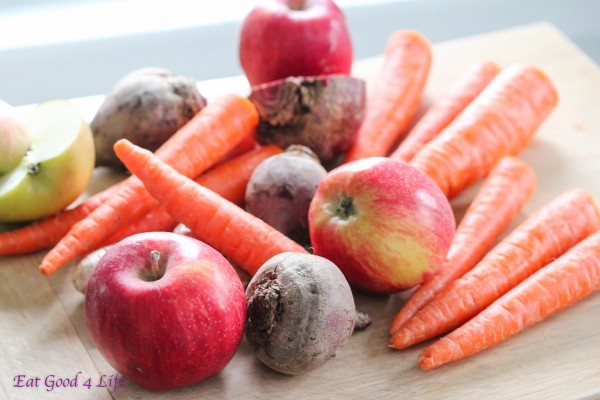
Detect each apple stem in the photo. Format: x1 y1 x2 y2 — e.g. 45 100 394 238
26 162 40 175
288 0 306 10
337 196 355 219
150 250 160 280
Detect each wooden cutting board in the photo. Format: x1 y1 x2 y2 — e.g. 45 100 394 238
1 22 599 400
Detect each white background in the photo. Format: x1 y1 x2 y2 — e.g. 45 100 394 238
0 0 598 105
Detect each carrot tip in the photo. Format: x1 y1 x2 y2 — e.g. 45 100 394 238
39 264 55 276
113 138 133 153
388 333 412 350
418 353 436 370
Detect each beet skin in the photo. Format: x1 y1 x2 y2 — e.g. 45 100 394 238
245 252 356 375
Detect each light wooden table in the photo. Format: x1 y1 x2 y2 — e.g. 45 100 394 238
1 22 599 400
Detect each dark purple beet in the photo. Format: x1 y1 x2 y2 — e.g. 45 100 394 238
249 74 366 164
245 252 356 375
92 67 207 169
245 145 326 245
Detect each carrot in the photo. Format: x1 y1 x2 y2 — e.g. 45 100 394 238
101 144 282 246
112 139 306 275
101 206 176 248
195 144 281 206
419 229 600 370
0 108 257 257
216 131 258 165
38 94 259 275
0 183 121 256
343 30 432 163
389 61 501 162
389 156 536 335
0 140 270 258
389 188 600 350
409 63 558 198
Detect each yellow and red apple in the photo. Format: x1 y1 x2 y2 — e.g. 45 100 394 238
308 157 455 294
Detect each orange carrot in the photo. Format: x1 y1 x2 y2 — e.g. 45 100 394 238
0 141 272 257
101 206 176 248
216 131 258 165
419 229 600 370
39 94 259 275
343 30 432 162
389 156 536 335
409 63 558 198
389 188 600 350
196 144 281 206
101 144 282 245
0 183 121 256
112 139 306 275
390 61 501 162
0 100 257 258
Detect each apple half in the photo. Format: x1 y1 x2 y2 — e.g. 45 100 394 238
0 100 95 222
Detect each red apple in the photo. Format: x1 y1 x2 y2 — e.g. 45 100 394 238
239 0 353 86
308 157 455 294
84 232 246 391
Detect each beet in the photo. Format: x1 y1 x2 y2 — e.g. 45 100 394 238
245 252 356 375
249 74 366 164
245 145 326 245
92 67 207 169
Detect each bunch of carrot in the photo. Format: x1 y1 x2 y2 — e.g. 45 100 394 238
372 43 600 370
389 156 537 334
0 143 280 256
112 139 306 275
352 31 600 370
389 187 600 370
0 94 306 278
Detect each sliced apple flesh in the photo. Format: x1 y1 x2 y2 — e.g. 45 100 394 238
0 100 95 222
0 102 31 174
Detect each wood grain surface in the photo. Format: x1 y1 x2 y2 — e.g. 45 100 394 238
1 22 599 400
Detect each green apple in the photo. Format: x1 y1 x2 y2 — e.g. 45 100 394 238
0 100 95 222
0 101 30 174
